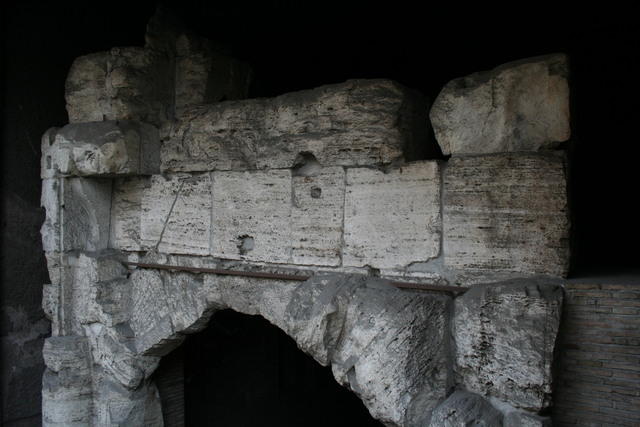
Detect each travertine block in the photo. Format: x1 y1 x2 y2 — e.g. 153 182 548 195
66 48 173 126
110 177 149 251
291 167 345 266
211 170 292 263
162 79 430 172
453 278 563 411
443 153 569 278
430 54 570 155
41 121 160 178
343 161 441 270
140 174 211 255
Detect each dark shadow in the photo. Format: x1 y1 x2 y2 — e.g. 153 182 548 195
180 310 383 427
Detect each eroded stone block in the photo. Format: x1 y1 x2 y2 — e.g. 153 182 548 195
343 161 441 270
162 79 431 172
453 278 563 411
42 336 92 426
211 170 292 263
65 48 173 126
430 54 570 155
140 174 211 255
41 121 160 178
444 153 569 279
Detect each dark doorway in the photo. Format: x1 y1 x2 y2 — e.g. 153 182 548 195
182 310 383 427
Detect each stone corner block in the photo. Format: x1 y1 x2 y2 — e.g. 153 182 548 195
41 121 160 178
431 53 570 155
453 277 564 411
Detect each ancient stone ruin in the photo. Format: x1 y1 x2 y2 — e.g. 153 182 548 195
40 14 571 427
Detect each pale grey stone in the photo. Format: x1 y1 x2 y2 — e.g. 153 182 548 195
291 166 345 266
504 411 552 427
453 278 563 411
430 54 570 155
211 169 292 263
42 336 92 426
110 176 149 251
426 391 503 427
161 79 430 172
41 121 160 178
284 274 452 426
40 179 61 253
62 178 113 252
41 178 113 253
42 284 60 335
443 153 569 280
140 174 211 255
129 269 211 355
65 47 173 126
343 161 441 270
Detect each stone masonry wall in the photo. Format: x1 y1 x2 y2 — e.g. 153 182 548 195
39 15 573 427
553 280 640 427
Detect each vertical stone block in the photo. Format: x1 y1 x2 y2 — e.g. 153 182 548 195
291 167 345 266
443 153 569 278
140 174 211 255
343 161 441 270
110 177 149 251
62 178 112 252
211 170 292 263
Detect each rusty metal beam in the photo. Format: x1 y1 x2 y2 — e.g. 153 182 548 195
123 262 468 294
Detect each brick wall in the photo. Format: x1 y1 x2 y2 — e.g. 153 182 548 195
553 280 640 426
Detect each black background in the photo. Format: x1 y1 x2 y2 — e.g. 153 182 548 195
2 1 639 424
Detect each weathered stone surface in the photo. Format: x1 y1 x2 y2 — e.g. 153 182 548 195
453 278 563 411
42 336 92 426
140 174 211 255
41 177 112 253
504 411 552 427
211 170 292 263
110 176 149 251
161 79 430 172
42 284 60 335
444 153 569 279
174 33 252 115
130 269 211 355
63 178 113 252
65 47 173 126
40 179 61 253
284 274 451 426
430 54 570 155
41 121 160 178
343 161 441 270
426 391 503 427
291 166 345 266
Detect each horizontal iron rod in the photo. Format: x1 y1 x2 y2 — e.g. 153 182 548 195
123 262 468 294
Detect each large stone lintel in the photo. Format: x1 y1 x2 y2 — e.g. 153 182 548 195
161 79 431 172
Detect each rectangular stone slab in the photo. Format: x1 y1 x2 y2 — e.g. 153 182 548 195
443 153 569 278
140 174 211 255
211 170 292 263
110 177 149 251
162 79 430 172
343 161 441 270
291 167 345 266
